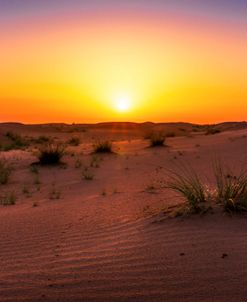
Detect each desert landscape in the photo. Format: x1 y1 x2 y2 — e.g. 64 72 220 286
1 122 247 301
1 1 247 301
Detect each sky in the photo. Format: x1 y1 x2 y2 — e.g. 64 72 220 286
0 0 247 124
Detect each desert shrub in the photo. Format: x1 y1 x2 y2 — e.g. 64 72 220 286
90 154 101 168
0 192 16 206
93 141 112 153
0 159 11 184
22 187 32 198
74 158 82 169
149 132 166 147
30 165 39 174
68 137 80 146
166 164 206 213
82 169 94 180
49 186 61 200
192 125 205 132
37 143 65 165
3 132 28 150
205 127 220 135
213 160 247 212
31 135 52 144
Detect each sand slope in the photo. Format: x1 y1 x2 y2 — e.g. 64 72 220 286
1 124 247 301
1 207 247 302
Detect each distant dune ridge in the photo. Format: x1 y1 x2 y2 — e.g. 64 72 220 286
0 120 247 133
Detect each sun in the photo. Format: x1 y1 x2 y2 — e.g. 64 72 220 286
115 95 131 112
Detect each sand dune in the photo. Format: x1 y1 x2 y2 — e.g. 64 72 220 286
1 209 247 301
1 123 247 301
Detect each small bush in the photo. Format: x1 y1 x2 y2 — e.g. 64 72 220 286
74 158 82 169
49 186 61 200
93 141 112 153
68 137 80 146
33 175 41 185
90 154 101 168
0 160 11 184
31 136 52 144
3 131 29 150
205 127 220 135
0 192 16 206
214 160 247 212
22 187 32 198
166 164 206 213
37 143 65 165
82 167 94 180
30 165 39 174
149 132 166 147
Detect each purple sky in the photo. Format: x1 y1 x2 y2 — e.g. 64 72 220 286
1 0 247 21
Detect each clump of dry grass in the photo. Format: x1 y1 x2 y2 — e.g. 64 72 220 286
74 158 82 169
1 132 29 151
149 132 166 147
31 135 52 144
90 154 101 168
213 160 247 212
68 136 80 146
82 167 94 180
205 127 221 135
165 159 247 215
166 163 206 213
37 143 66 165
93 141 112 153
0 159 11 185
49 185 61 200
0 192 16 206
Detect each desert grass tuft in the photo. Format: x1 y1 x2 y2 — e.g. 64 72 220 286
30 165 39 174
213 159 247 212
205 127 221 135
0 192 16 206
82 169 94 180
166 163 206 213
2 131 29 151
37 143 65 165
149 132 166 147
68 136 80 146
0 159 11 184
90 154 101 168
93 141 112 153
74 158 82 169
31 135 52 144
49 186 61 200
22 187 32 198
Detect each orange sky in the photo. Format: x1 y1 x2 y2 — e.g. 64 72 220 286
1 4 247 124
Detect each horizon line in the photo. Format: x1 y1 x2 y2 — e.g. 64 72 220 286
1 120 247 126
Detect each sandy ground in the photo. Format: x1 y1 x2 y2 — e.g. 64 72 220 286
1 124 247 301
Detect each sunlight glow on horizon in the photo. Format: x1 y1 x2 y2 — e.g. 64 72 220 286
114 94 132 112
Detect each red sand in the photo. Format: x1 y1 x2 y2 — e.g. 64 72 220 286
1 123 247 301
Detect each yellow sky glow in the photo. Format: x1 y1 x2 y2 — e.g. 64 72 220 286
0 10 247 123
